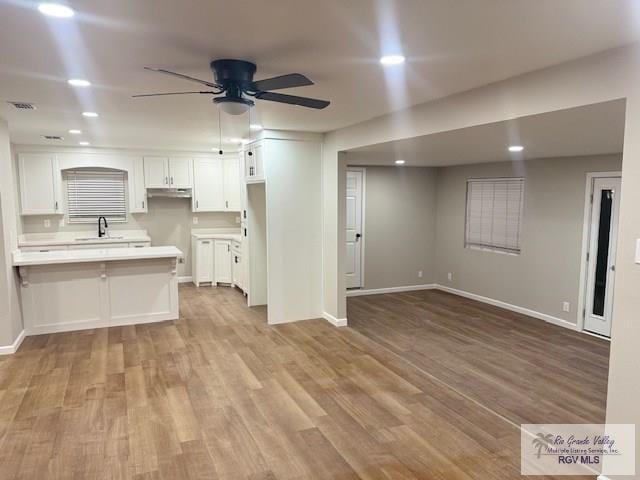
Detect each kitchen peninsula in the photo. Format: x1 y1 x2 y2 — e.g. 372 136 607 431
13 245 183 335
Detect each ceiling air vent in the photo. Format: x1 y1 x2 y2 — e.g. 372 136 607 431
8 101 36 110
41 135 64 140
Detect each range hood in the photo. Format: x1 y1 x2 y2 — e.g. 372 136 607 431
146 188 192 198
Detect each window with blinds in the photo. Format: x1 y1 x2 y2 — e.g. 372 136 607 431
66 169 127 223
465 178 524 254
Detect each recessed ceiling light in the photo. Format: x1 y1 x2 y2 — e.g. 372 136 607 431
68 129 82 134
78 141 90 146
82 111 98 118
395 159 406 165
37 3 75 17
249 124 263 131
68 78 91 87
380 55 406 66
508 145 524 152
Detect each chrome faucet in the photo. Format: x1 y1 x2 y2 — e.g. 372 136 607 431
98 216 109 238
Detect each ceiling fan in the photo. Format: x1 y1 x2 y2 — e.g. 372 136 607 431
133 59 330 114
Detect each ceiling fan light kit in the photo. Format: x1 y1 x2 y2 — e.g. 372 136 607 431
134 58 330 113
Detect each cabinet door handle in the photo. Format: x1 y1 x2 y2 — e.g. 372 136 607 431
142 200 145 209
244 228 247 237
54 201 58 211
248 151 253 157
225 200 228 209
234 256 238 264
196 200 199 209
202 241 210 244
165 176 168 185
227 244 230 252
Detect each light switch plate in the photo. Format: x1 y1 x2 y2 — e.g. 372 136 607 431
192 216 198 225
43 219 51 228
562 302 570 312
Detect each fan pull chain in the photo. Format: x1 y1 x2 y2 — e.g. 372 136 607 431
217 108 223 155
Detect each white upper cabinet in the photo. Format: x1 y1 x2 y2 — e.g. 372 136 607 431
244 142 264 183
144 156 169 188
193 158 224 211
168 157 193 188
19 153 62 215
193 156 241 212
144 157 193 188
223 157 241 211
129 158 147 213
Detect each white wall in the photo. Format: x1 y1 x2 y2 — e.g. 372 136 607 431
434 154 622 325
0 120 23 350
265 138 323 324
355 165 438 289
323 44 640 478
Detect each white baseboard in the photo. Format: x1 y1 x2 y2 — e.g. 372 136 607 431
178 276 193 284
0 329 26 355
346 284 437 297
323 311 348 327
435 285 578 331
346 282 579 333
597 475 611 480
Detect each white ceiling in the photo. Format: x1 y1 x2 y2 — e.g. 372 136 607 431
0 1 639 151
345 100 626 167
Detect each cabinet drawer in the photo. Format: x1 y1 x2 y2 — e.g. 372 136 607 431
129 242 151 248
20 245 68 252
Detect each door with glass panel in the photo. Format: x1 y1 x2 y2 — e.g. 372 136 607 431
583 176 621 338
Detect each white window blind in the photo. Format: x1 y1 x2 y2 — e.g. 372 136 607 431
66 169 127 223
465 178 524 254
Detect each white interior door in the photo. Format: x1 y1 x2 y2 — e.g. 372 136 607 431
345 169 363 289
584 176 621 337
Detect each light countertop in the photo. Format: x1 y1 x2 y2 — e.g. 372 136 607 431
18 230 151 247
13 246 183 267
191 228 241 242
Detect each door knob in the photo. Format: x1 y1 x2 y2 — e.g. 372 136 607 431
355 233 362 241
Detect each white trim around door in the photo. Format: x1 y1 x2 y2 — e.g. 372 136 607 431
577 171 621 337
345 167 366 290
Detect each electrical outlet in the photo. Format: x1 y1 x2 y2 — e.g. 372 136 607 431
418 270 423 278
235 216 241 224
562 302 570 312
192 216 198 225
43 219 51 228
447 272 453 282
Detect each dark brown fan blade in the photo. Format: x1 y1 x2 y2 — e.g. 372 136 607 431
250 73 313 92
255 91 329 109
132 91 217 98
144 67 222 89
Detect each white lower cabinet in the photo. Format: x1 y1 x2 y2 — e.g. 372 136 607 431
192 239 214 287
214 240 232 284
191 235 242 289
231 242 243 291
